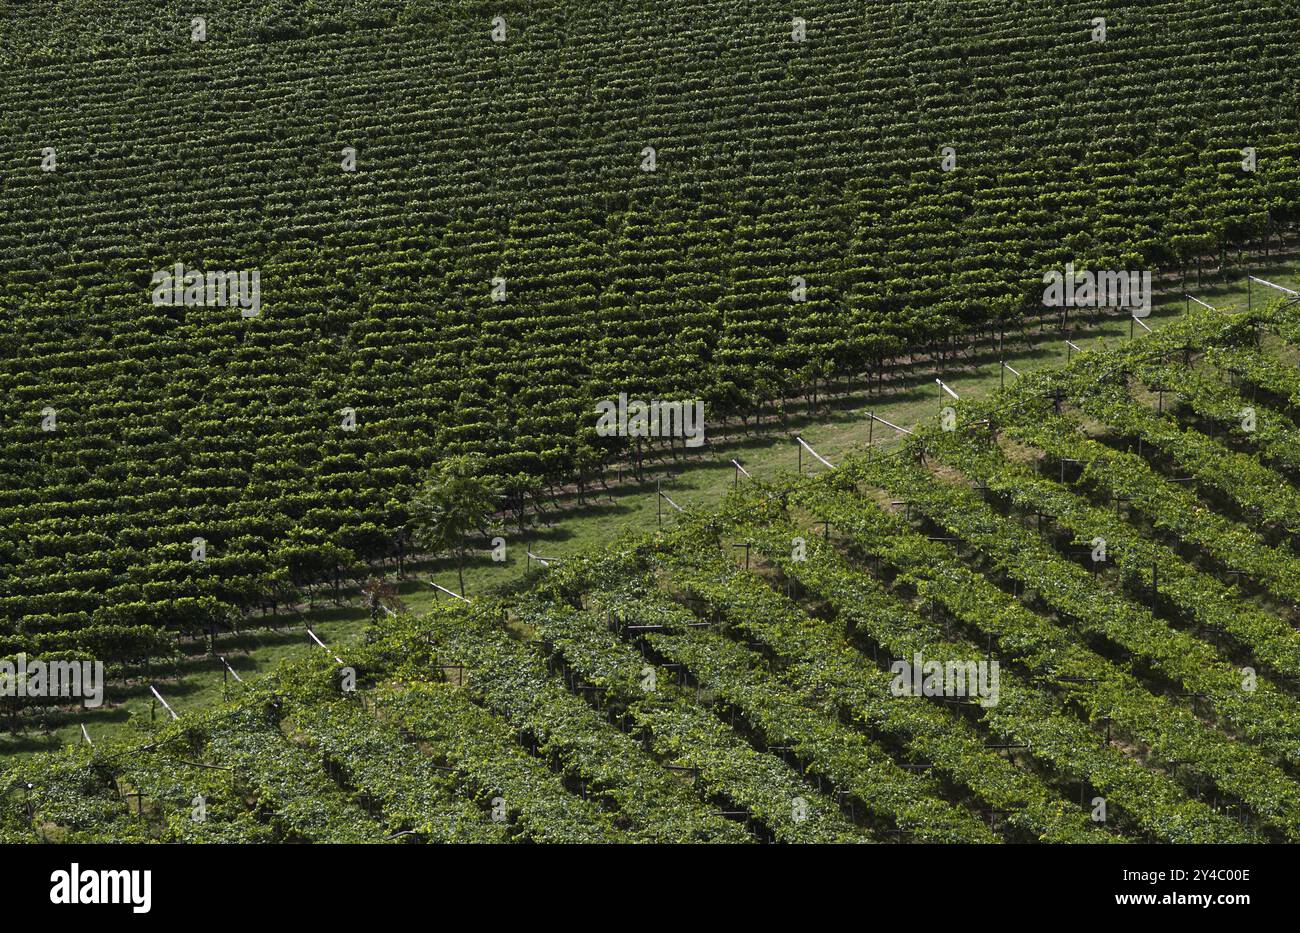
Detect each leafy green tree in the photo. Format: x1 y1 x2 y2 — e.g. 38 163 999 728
410 454 500 596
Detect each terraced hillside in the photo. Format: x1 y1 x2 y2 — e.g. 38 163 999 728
3 0 1300 658
8 298 1300 843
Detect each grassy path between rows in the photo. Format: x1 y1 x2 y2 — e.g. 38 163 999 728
5 258 1296 758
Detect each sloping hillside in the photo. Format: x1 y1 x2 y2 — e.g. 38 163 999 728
3 1 1300 656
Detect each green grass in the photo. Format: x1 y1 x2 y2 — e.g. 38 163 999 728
0 605 370 759
426 258 1300 591
5 257 1295 762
